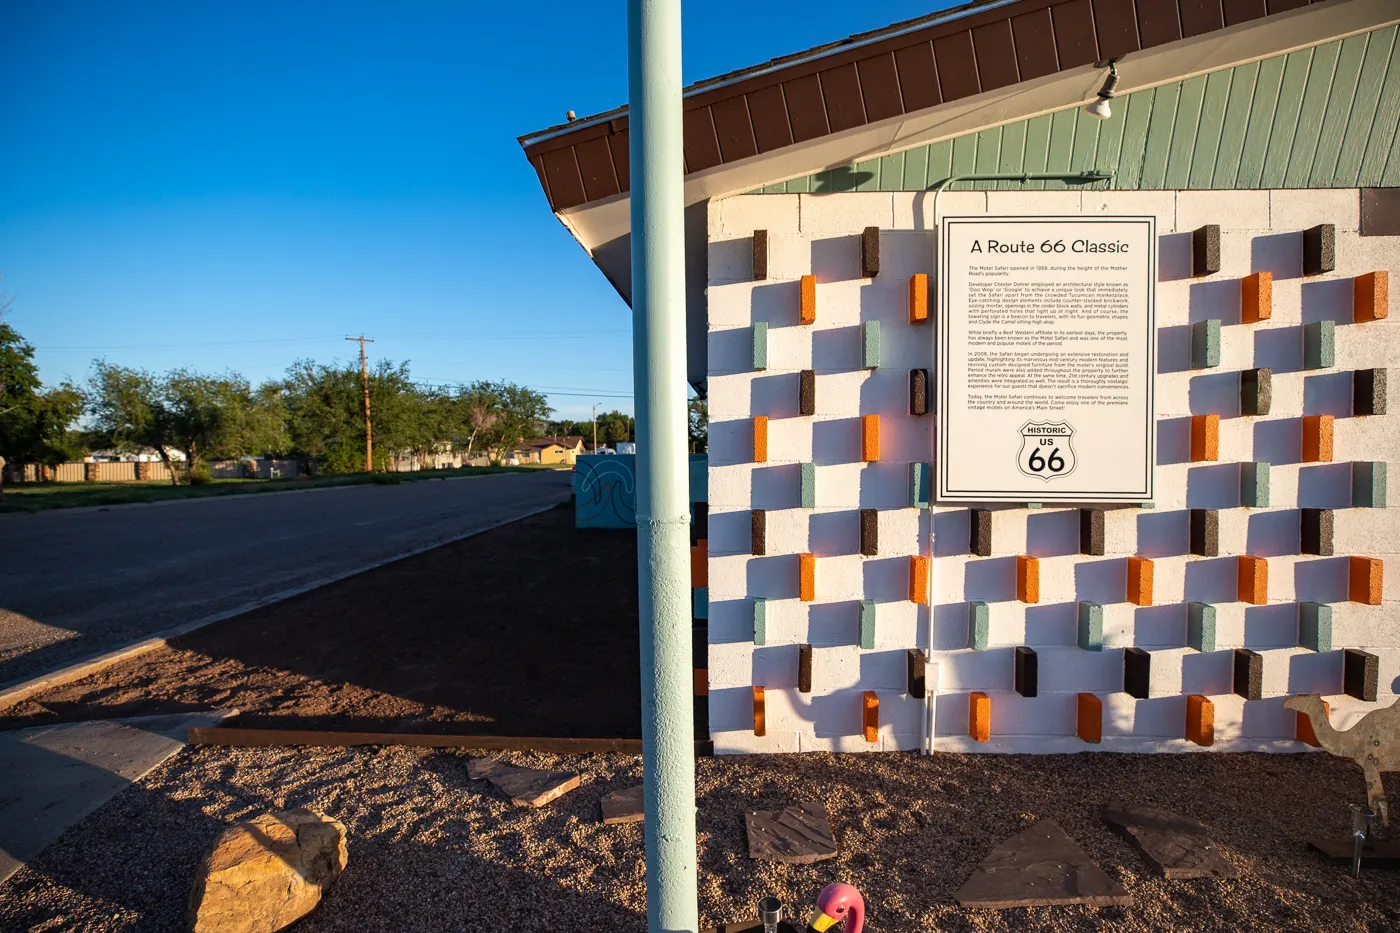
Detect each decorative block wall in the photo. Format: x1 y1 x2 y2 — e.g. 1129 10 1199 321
706 188 1397 755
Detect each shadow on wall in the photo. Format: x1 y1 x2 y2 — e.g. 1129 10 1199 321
1251 232 1301 280
1190 372 1242 416
1301 278 1354 325
812 166 875 193
1187 463 1240 508
1133 604 1183 648
1297 463 1351 509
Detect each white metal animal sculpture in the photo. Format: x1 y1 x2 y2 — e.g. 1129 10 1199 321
1285 694 1400 826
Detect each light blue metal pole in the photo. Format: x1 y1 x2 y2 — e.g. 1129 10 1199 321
628 2 698 932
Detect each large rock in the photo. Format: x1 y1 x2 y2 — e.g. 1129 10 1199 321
1101 803 1237 879
468 757 580 807
954 820 1133 909
189 809 348 933
745 801 838 865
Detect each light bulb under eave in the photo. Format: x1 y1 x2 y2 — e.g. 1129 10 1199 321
1084 96 1113 120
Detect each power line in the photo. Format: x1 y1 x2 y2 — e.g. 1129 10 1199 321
37 330 631 352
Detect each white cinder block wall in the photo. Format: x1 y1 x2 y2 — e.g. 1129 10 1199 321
707 188 1398 755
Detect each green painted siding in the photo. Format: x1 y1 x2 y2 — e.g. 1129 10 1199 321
753 25 1400 194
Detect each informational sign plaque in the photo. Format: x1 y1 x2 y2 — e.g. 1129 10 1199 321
937 215 1156 503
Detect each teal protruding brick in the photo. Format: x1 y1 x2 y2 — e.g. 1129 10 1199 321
1299 602 1333 652
968 601 989 650
1138 501 1156 509
800 462 816 509
861 321 881 369
909 462 930 509
1353 461 1387 508
1188 602 1217 652
1026 502 1043 509
1240 461 1271 507
693 588 708 620
752 321 768 371
859 600 876 649
1304 320 1336 370
1077 601 1104 651
1191 319 1222 369
753 598 767 645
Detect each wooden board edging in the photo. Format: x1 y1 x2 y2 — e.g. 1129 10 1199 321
188 726 714 756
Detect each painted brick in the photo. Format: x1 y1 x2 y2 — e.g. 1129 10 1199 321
861 226 880 278
1193 224 1221 277
1352 461 1387 508
800 274 816 324
907 649 927 699
909 462 930 509
1186 694 1215 747
1299 602 1332 652
1233 648 1263 700
1127 557 1154 607
1241 368 1272 416
1303 224 1335 277
1302 415 1334 463
800 462 816 508
909 369 929 415
1080 508 1105 556
1077 693 1102 744
1188 602 1217 652
1301 508 1334 556
861 690 880 743
692 540 708 587
862 414 880 462
798 644 813 694
968 601 989 650
1344 648 1379 702
1190 509 1220 557
799 369 816 416
1354 271 1389 323
694 588 708 620
1077 601 1104 651
1191 319 1222 369
753 416 768 463
1238 555 1268 605
1349 556 1383 605
1297 697 1330 747
752 230 768 280
1015 647 1038 698
909 274 929 323
753 686 766 736
799 553 816 602
1191 415 1219 462
1017 555 1040 604
862 321 881 369
860 509 878 556
970 509 992 557
1124 647 1151 699
1241 272 1273 323
909 555 930 604
751 509 766 555
694 669 708 697
753 597 767 646
969 691 991 742
692 502 709 544
1241 462 1271 508
752 321 768 371
1354 369 1387 416
1303 321 1335 371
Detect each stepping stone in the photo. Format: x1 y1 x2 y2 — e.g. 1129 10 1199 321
1101 803 1237 879
601 784 645 824
954 820 1132 909
745 801 837 864
468 758 580 807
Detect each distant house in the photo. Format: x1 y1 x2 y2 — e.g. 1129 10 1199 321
85 447 188 463
511 435 585 465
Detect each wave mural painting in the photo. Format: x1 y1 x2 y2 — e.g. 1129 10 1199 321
573 455 637 528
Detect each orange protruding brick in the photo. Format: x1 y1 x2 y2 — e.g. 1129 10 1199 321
1238 555 1268 605
694 669 708 697
1355 271 1389 323
691 540 708 588
862 690 879 743
1186 694 1215 747
1077 693 1102 744
799 552 816 602
1242 271 1273 323
1190 414 1219 462
753 416 768 463
909 554 930 604
1350 556 1383 605
909 273 929 323
800 274 817 324
1302 414 1334 463
1297 697 1330 747
1017 555 1040 604
862 414 880 462
969 691 991 743
753 686 766 736
1127 556 1154 607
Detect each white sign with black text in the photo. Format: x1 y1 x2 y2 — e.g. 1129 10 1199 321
937 215 1156 503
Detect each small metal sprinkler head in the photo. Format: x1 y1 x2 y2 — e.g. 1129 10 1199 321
758 896 782 933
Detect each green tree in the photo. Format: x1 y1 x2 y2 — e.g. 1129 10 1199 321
281 357 430 473
477 382 551 462
455 381 501 463
0 318 83 490
688 397 707 453
595 410 634 447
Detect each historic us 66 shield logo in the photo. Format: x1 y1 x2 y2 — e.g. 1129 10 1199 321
1017 421 1077 480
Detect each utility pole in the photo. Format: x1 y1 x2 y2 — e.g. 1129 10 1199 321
592 402 599 453
346 335 375 472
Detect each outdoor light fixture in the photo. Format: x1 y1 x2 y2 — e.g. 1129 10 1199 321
1084 61 1119 120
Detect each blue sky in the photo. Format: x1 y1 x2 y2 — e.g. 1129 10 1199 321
1 1 949 420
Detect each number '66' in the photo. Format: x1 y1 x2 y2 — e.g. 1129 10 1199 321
1027 446 1066 472
1039 239 1066 253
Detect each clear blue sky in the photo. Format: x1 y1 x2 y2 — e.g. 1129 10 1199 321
1 1 949 420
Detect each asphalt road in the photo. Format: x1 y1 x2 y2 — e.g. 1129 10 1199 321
0 471 573 687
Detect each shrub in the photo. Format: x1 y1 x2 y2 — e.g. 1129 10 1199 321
371 473 402 485
187 464 213 485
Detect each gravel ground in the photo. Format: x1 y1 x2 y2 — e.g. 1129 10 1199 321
4 746 1400 933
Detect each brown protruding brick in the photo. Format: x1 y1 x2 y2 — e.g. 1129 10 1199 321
969 691 991 743
753 416 768 463
798 369 816 416
859 508 878 556
1017 555 1040 604
1242 271 1273 323
1127 556 1154 607
909 555 930 604
909 274 929 323
751 509 766 555
907 649 927 699
862 414 880 462
1186 694 1215 747
798 644 813 694
861 226 880 278
753 686 766 736
1238 555 1268 605
752 229 768 281
1077 693 1102 744
1302 415 1334 463
1190 414 1219 462
799 553 816 602
1193 224 1221 277
1297 697 1330 747
970 508 992 557
862 690 879 743
693 669 708 697
800 274 816 324
691 540 708 588
1349 556 1383 605
1355 271 1389 323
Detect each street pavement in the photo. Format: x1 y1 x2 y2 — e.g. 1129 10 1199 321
0 471 572 687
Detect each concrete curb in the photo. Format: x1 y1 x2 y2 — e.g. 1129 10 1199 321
0 499 567 711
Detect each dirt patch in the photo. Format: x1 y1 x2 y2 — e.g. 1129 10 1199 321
0 505 644 739
4 745 1399 933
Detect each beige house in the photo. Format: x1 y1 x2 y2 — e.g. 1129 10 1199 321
511 435 585 465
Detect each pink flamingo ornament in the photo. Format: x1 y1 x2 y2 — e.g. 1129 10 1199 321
807 882 865 933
